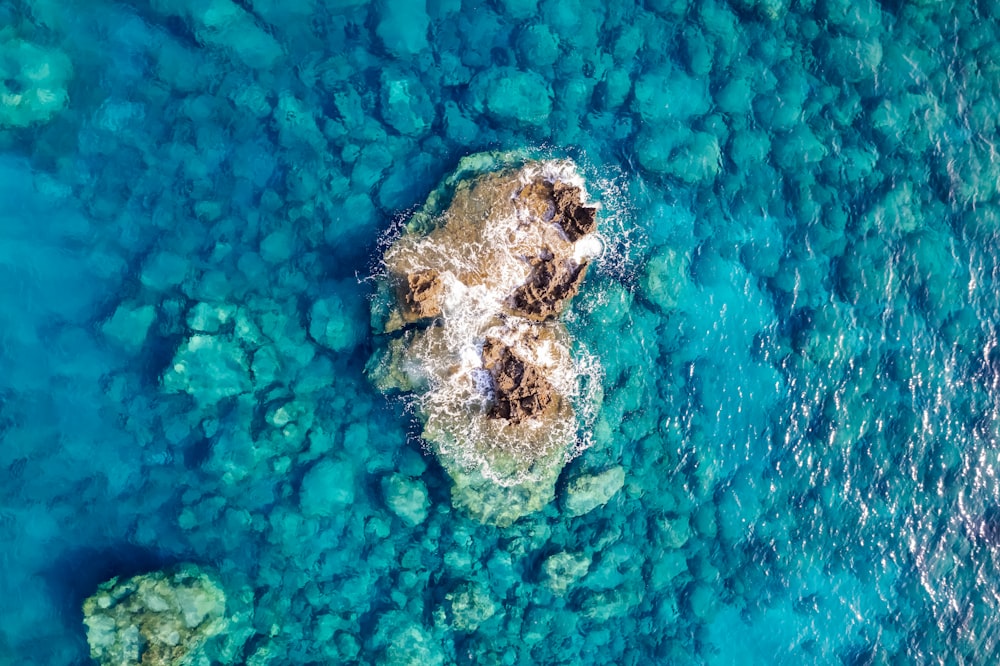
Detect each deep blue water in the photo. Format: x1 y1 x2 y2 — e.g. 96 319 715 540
2 0 1000 663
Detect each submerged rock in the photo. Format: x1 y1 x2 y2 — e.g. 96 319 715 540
369 154 604 525
562 465 626 517
0 30 73 128
82 564 250 666
469 68 554 126
372 611 446 666
162 333 251 406
440 582 498 632
383 473 430 526
541 551 591 594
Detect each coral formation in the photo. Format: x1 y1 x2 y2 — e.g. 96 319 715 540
82 564 250 666
369 154 603 525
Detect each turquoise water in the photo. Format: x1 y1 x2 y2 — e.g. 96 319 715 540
2 0 999 662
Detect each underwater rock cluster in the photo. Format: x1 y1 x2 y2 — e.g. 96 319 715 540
82 564 251 666
0 29 72 128
369 154 604 525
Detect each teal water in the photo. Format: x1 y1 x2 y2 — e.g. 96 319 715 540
1 0 999 663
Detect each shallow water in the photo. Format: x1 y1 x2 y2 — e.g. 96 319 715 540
1 0 999 663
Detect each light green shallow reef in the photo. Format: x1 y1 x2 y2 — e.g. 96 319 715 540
0 0 999 664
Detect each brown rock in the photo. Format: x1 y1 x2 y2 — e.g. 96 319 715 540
507 255 588 321
552 181 597 241
370 158 604 507
400 269 444 322
500 177 597 320
482 337 559 423
517 180 557 221
383 168 598 326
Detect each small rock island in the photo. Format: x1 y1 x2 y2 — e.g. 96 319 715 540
369 153 604 525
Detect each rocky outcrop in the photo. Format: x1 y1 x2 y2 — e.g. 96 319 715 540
369 155 604 525
380 159 600 332
553 181 598 241
400 269 445 322
507 256 588 321
0 31 73 128
517 179 598 240
504 180 599 319
562 465 626 517
82 564 250 666
482 336 558 423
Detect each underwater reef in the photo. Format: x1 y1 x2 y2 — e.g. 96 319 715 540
82 564 251 666
0 27 72 128
369 155 607 526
